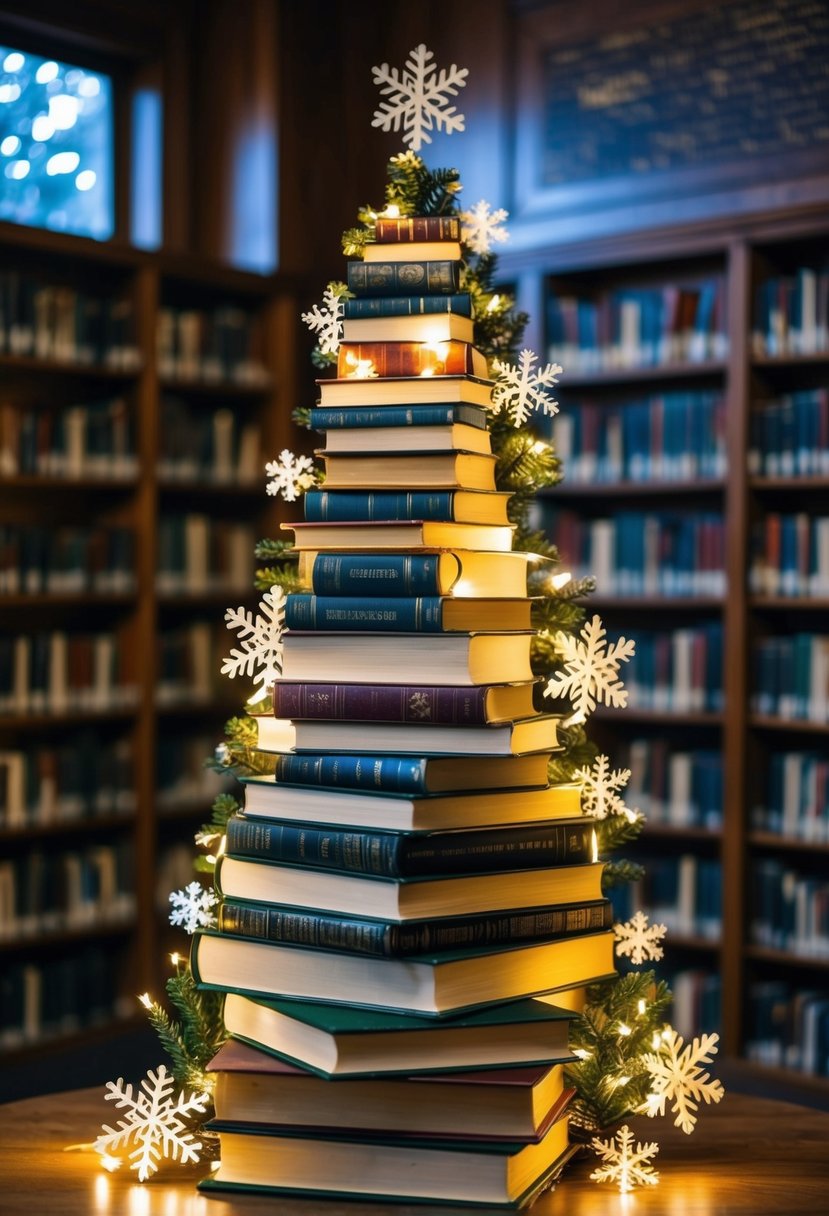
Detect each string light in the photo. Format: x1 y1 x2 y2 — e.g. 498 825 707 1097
99 1153 121 1173
486 293 501 312
638 998 647 1015
618 1023 632 1037
551 571 572 590
138 993 152 1010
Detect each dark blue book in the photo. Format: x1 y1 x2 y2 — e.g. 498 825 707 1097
306 553 455 597
342 293 472 319
284 594 531 633
303 489 510 525
347 261 460 298
309 403 488 431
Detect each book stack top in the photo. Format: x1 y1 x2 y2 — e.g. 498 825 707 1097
196 214 609 1208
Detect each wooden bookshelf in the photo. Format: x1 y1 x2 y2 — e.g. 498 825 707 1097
0 220 299 1062
501 203 829 1100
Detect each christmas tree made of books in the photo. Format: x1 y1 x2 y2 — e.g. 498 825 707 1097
109 44 724 1207
191 217 621 1207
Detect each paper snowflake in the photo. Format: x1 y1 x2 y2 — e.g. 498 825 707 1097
590 1125 660 1194
461 199 509 254
95 1065 209 1181
168 881 218 934
544 614 635 720
371 43 468 152
222 585 286 699
265 449 318 503
301 286 344 356
577 753 632 820
644 1028 724 1134
615 910 667 965
491 349 562 427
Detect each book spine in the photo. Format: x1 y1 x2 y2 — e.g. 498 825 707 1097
347 262 461 298
274 753 428 794
285 594 445 632
217 898 613 958
375 217 461 243
271 681 492 724
308 553 451 597
224 817 596 878
304 490 458 523
309 404 487 430
337 341 475 378
342 294 472 319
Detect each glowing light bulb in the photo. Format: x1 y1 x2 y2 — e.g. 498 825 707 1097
551 571 572 590
618 1022 632 1037
638 998 647 1015
590 829 599 863
382 203 400 219
138 992 153 1010
170 952 180 967
46 150 80 175
486 294 501 312
99 1153 121 1173
3 52 25 72
36 61 59 83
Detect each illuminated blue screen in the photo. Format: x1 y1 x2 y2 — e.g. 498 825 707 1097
0 45 113 240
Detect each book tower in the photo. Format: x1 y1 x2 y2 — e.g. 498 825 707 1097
194 215 616 1208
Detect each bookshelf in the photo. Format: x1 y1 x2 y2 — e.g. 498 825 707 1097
0 220 298 1062
501 203 829 1101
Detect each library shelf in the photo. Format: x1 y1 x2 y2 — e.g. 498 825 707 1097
0 217 300 1062
585 595 725 612
156 590 258 608
748 833 829 855
541 478 725 499
501 202 829 1098
0 918 137 956
557 359 727 389
749 716 829 735
0 594 137 610
0 1014 147 1067
642 824 723 844
745 946 829 974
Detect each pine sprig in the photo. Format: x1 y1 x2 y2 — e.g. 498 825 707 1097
597 811 646 856
603 858 647 890
385 153 462 216
254 535 302 595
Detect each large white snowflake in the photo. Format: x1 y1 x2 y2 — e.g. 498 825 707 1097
577 753 632 820
643 1028 725 1134
615 910 667 965
301 286 344 356
371 43 468 152
544 614 635 720
265 449 318 503
222 585 286 700
590 1125 660 1194
168 881 218 934
461 199 509 254
95 1065 209 1181
491 349 562 427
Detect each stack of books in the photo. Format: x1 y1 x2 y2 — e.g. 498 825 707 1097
193 215 616 1208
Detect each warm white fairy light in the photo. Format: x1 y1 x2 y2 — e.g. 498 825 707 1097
487 293 501 312
638 999 647 1015
99 1153 122 1173
618 1023 632 1037
551 571 572 590
138 993 152 1010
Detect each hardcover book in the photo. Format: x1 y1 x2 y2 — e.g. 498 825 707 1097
342 293 472 319
362 239 463 262
214 855 604 922
270 676 538 720
217 896 613 959
374 216 462 243
192 925 614 1015
297 550 529 599
265 749 553 795
286 715 559 758
337 339 485 378
341 312 475 344
240 776 581 832
280 630 535 686
223 814 594 878
303 488 511 525
208 1037 573 1140
319 420 491 455
221 991 578 1077
283 519 515 553
309 402 488 430
284 594 532 634
318 450 497 491
347 259 460 297
316 374 493 408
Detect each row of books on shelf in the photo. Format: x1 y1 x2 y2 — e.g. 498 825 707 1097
620 855 722 940
749 513 829 598
157 515 255 595
0 524 134 596
552 391 726 484
0 630 137 716
546 279 728 372
159 398 260 485
752 266 829 357
0 397 137 480
0 736 134 831
622 624 724 714
0 949 134 1053
748 389 829 476
752 634 829 723
157 305 268 386
751 860 829 959
546 510 725 598
624 740 723 830
157 622 216 706
0 842 134 939
752 750 829 842
0 272 139 369
667 969 721 1043
157 733 236 812
746 982 829 1077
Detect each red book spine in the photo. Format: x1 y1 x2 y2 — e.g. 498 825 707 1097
272 681 492 725
375 216 461 243
337 340 476 379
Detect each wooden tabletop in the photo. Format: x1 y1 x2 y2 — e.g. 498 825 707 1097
1 1087 828 1214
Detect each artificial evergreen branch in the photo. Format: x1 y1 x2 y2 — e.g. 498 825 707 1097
603 858 647 890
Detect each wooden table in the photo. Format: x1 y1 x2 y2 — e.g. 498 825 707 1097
1 1087 828 1214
